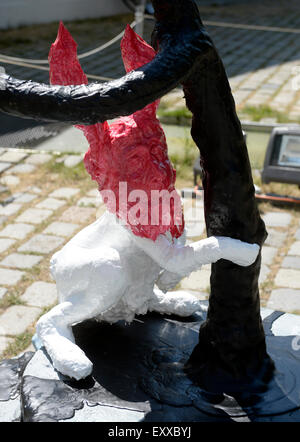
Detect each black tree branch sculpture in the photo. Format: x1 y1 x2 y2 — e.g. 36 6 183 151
0 0 273 390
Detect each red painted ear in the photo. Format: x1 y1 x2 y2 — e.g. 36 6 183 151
49 21 88 86
120 24 156 73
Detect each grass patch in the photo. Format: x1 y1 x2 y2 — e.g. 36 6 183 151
240 105 297 123
1 331 34 359
0 292 25 309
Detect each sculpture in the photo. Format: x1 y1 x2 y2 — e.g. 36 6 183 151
0 0 267 390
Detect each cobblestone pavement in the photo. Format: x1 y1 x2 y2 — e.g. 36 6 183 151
0 147 299 360
1 0 300 125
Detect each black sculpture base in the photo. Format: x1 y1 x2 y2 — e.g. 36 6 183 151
1 306 300 422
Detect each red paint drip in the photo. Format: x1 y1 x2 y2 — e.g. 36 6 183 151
49 22 184 241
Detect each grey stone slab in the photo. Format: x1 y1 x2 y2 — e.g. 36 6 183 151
0 151 27 163
260 308 275 321
265 228 287 248
262 212 292 228
18 234 64 254
295 229 300 240
267 289 300 313
0 268 24 285
49 187 80 199
0 216 6 226
180 269 211 291
261 246 278 266
59 206 96 224
0 336 13 353
0 238 16 253
16 208 53 224
275 268 300 289
64 155 83 168
0 287 7 299
87 188 101 198
271 312 300 336
0 223 34 240
25 153 52 165
0 253 42 269
20 281 57 308
0 305 41 335
0 162 12 173
43 222 79 237
0 203 22 217
288 241 300 256
8 164 36 175
77 197 102 208
13 193 37 204
36 198 66 211
282 256 300 270
259 264 270 285
0 175 20 186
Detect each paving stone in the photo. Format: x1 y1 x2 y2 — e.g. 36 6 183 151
18 234 64 254
0 253 42 269
20 281 57 308
261 246 278 266
8 164 36 174
295 229 300 240
262 212 292 228
77 197 102 208
36 198 65 211
13 193 37 204
0 305 41 336
49 187 80 199
180 268 211 291
259 264 270 285
275 268 300 289
0 223 34 240
87 188 101 198
0 287 7 300
282 256 300 270
0 336 13 354
288 241 300 256
0 216 6 226
0 268 24 285
267 289 300 313
0 238 16 253
25 153 52 165
16 208 53 224
43 222 79 237
26 186 42 194
0 203 22 217
0 151 27 163
0 175 20 186
59 206 96 224
0 162 12 173
64 155 83 168
265 228 287 248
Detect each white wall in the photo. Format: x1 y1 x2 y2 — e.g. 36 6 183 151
0 0 130 29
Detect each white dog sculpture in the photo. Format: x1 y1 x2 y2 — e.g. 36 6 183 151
34 24 260 380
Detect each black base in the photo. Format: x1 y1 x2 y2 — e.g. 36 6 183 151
1 310 300 422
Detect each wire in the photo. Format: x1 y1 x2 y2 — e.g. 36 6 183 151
0 56 114 82
0 19 138 65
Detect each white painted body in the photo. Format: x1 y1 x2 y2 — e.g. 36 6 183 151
36 210 260 380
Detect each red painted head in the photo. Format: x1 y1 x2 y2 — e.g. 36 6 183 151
49 22 184 241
